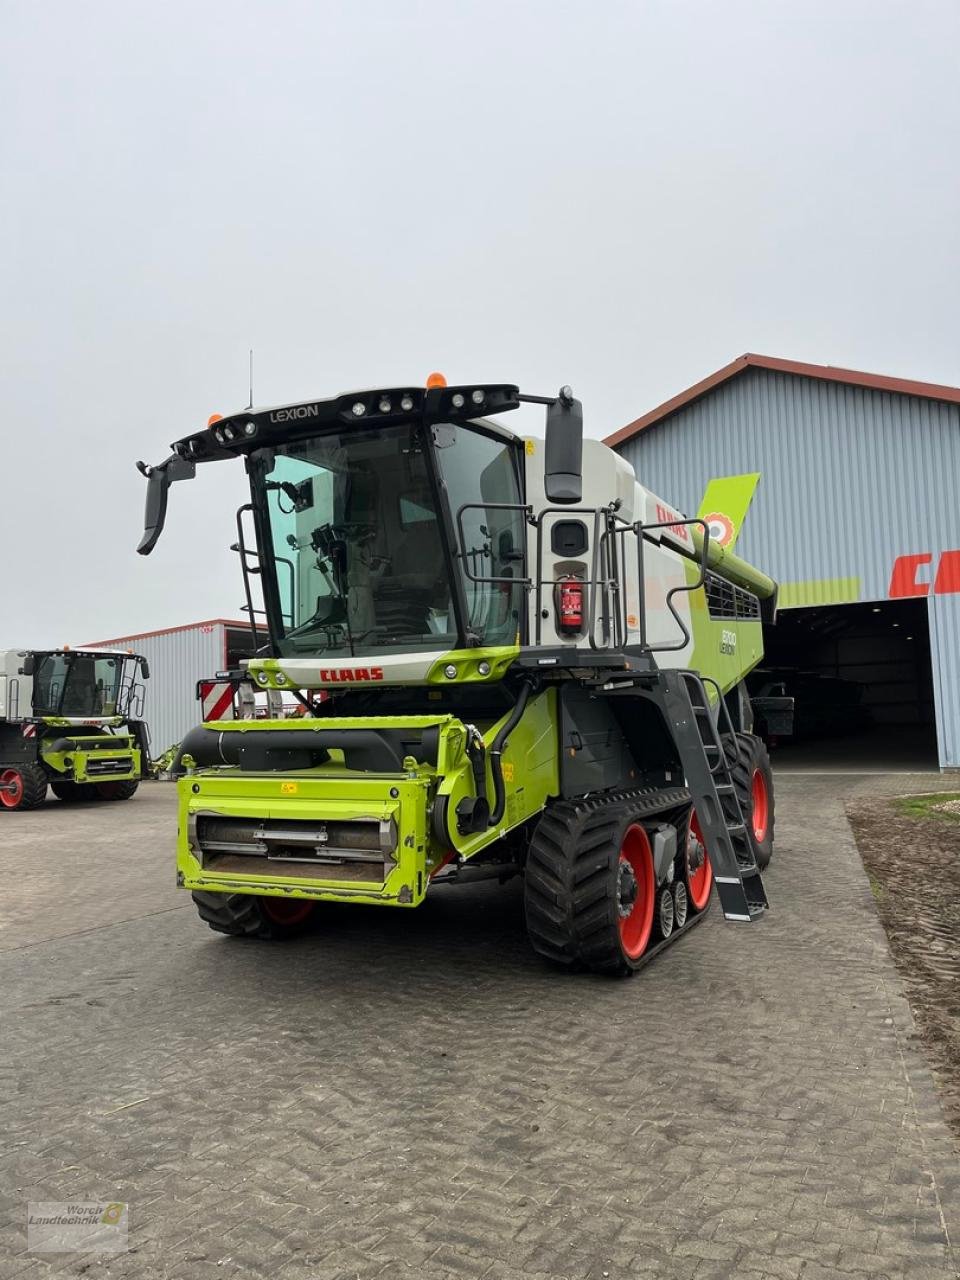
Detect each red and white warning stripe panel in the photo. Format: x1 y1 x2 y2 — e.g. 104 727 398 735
199 681 236 722
21 723 37 738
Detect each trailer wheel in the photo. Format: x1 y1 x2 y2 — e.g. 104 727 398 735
51 781 98 803
192 891 316 939
727 732 775 869
94 780 140 802
0 764 48 811
524 800 658 976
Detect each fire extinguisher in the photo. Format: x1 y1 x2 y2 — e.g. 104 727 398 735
556 576 584 634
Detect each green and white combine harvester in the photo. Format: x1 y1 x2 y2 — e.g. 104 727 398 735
137 375 779 974
0 648 150 809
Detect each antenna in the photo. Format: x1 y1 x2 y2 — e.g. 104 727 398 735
247 348 254 409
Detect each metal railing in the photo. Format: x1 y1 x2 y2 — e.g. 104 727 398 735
455 502 713 654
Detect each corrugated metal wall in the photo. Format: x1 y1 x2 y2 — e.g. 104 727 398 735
90 624 225 754
615 367 960 765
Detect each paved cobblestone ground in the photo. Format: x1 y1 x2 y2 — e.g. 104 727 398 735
1 776 958 1279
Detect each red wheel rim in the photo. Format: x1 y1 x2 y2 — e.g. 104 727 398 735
0 769 23 809
751 769 769 843
261 898 314 926
686 811 713 911
616 824 655 960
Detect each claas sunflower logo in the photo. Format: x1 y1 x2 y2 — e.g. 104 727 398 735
100 1203 125 1225
703 512 735 548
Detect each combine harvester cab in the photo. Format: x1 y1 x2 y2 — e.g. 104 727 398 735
0 648 151 809
137 376 781 974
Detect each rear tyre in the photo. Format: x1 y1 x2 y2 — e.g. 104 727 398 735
0 764 48 811
51 781 98 803
192 891 316 939
94 780 140 802
727 732 775 869
524 799 660 976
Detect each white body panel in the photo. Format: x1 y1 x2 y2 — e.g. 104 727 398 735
267 649 452 689
521 437 693 666
0 650 32 720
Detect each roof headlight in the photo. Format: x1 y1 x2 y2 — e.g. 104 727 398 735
451 393 465 409
471 389 485 405
400 395 414 412
352 401 366 417
244 421 257 437
378 397 392 413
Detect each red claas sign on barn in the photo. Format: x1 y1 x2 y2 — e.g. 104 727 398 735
889 551 960 598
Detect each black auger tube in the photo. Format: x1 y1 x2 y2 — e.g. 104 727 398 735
170 724 405 776
488 679 534 828
171 725 230 776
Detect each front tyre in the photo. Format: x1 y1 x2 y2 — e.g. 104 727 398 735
192 892 316 939
0 764 48 811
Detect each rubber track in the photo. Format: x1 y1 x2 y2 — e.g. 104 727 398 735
524 786 694 974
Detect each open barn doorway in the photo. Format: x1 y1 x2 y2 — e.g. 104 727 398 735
750 598 938 771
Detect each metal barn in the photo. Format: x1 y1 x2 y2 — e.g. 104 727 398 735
607 354 960 769
85 619 257 755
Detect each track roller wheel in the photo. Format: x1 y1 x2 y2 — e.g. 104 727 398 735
0 764 48 811
192 892 316 939
727 732 775 869
524 799 661 976
93 780 140 802
672 879 688 929
655 886 675 940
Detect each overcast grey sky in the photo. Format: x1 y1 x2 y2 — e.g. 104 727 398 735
2 0 959 648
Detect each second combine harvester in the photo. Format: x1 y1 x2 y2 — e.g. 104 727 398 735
137 375 777 975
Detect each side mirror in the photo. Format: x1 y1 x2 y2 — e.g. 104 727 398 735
136 454 197 556
544 387 583 504
19 655 35 676
139 658 151 680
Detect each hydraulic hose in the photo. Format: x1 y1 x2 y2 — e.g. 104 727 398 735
487 679 534 828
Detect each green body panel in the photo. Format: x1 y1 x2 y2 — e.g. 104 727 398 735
682 558 765 699
696 473 760 553
425 647 521 685
39 727 141 783
434 688 558 858
180 770 432 907
177 693 559 909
